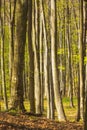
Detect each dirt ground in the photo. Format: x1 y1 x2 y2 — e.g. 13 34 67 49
0 112 83 130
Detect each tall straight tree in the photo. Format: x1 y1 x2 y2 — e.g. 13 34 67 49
67 0 74 107
76 0 81 121
79 0 85 120
9 0 16 92
28 0 35 113
39 0 44 113
0 0 8 110
10 0 28 112
42 0 55 119
51 0 66 121
84 0 87 129
33 0 41 114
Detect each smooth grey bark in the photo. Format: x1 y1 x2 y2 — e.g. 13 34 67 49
76 66 80 121
67 1 74 108
43 18 50 118
51 0 66 121
39 0 44 113
33 0 41 114
79 0 85 120
42 0 55 119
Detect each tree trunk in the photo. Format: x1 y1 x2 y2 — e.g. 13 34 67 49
42 0 55 119
51 0 66 121
33 0 41 114
9 0 16 93
79 0 85 120
28 0 35 113
0 0 8 110
10 0 28 112
84 1 87 129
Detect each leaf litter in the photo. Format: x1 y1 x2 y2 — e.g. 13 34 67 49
0 112 83 130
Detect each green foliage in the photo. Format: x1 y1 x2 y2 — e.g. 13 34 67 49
84 56 87 65
57 48 68 55
57 48 65 55
8 110 17 116
63 97 77 105
58 65 65 71
72 54 80 65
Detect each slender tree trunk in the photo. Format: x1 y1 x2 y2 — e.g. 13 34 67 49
0 0 8 110
39 0 44 113
33 0 41 114
76 2 81 121
84 1 87 129
67 1 74 107
79 0 85 120
42 0 55 119
51 0 66 121
9 0 16 93
43 18 50 118
28 0 35 113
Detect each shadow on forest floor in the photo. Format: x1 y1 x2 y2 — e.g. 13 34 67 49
0 112 83 130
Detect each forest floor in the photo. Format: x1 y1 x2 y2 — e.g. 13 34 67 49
0 112 83 130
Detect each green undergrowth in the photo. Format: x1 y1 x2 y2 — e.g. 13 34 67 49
63 97 77 121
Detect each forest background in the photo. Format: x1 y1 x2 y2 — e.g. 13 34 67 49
0 0 87 129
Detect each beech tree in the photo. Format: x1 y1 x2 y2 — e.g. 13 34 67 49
1 0 87 125
84 0 87 129
79 0 85 120
10 0 28 112
0 0 8 110
51 0 66 121
28 0 35 113
9 0 16 91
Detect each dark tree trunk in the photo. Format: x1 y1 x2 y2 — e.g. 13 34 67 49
10 0 28 112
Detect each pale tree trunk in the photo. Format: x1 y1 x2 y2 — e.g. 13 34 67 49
39 0 44 113
62 7 66 96
33 0 41 114
9 0 16 93
43 19 54 119
42 5 50 119
76 65 80 121
67 1 74 108
79 0 85 120
43 19 50 118
0 0 8 110
10 0 28 112
51 0 66 121
63 31 67 96
28 0 35 113
42 0 55 119
76 2 81 121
